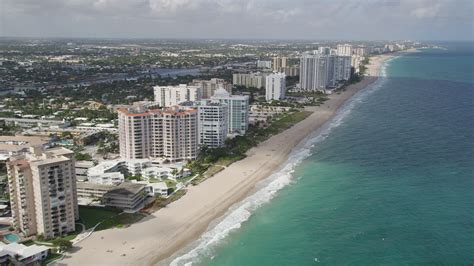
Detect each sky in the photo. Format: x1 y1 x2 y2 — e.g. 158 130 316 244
0 0 473 40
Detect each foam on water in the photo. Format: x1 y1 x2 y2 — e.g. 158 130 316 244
168 61 392 266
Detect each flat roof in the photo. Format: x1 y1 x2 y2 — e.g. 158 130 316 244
0 135 49 152
107 183 146 196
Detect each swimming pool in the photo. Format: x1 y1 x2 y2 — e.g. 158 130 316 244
3 233 20 243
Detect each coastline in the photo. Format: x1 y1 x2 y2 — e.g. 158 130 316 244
61 54 394 266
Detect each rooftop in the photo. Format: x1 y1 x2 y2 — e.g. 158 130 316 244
0 135 49 153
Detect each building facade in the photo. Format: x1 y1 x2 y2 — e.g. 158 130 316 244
337 44 353 56
189 78 232 99
161 107 198 161
272 56 287 72
232 73 266 89
7 147 78 239
299 52 352 92
198 100 228 148
265 72 286 101
118 105 197 162
211 89 249 135
154 84 202 107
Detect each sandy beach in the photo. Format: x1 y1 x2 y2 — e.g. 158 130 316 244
60 54 391 266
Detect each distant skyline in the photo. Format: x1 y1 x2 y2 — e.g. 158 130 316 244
1 0 473 40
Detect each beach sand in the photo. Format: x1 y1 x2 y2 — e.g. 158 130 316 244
60 54 391 266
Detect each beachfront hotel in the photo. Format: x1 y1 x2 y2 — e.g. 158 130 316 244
197 100 228 148
154 84 202 107
6 147 78 239
118 105 198 162
265 72 286 101
189 78 232 99
211 88 250 135
299 51 351 92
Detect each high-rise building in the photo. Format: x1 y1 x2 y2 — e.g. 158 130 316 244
332 56 352 82
117 105 198 162
299 52 351 92
117 105 162 160
7 147 78 239
232 73 266 89
337 44 353 56
265 73 286 101
189 78 232 99
300 52 331 91
197 100 228 148
153 84 202 107
272 56 287 72
161 107 198 161
211 88 249 135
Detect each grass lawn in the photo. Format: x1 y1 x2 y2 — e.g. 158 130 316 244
215 155 245 166
79 206 121 229
204 165 224 177
96 212 146 231
142 190 187 214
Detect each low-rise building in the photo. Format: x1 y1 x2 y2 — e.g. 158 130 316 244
0 243 49 265
76 182 148 211
102 183 148 211
0 135 49 162
75 160 95 182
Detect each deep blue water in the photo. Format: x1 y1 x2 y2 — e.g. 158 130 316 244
172 42 474 265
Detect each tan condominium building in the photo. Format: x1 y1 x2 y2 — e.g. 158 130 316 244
272 56 288 72
118 105 197 162
189 78 232 99
6 147 78 240
232 72 267 89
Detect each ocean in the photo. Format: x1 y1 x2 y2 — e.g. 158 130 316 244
171 42 474 265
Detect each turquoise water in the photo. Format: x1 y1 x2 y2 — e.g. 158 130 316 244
171 43 474 265
4 233 20 243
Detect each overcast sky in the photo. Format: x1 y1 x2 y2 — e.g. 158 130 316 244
0 0 473 40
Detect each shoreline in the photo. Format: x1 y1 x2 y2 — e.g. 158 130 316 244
61 53 394 266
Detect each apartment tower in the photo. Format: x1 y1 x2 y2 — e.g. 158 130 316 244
7 147 78 239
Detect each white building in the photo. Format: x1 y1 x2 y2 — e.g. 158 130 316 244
7 147 78 239
337 44 353 56
257 60 272 69
265 72 286 101
87 158 190 182
198 100 228 148
0 243 49 265
154 84 202 107
211 88 250 135
299 51 352 93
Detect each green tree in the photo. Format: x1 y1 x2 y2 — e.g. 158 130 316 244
52 238 73 252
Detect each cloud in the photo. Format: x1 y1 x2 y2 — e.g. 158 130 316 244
0 0 472 40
